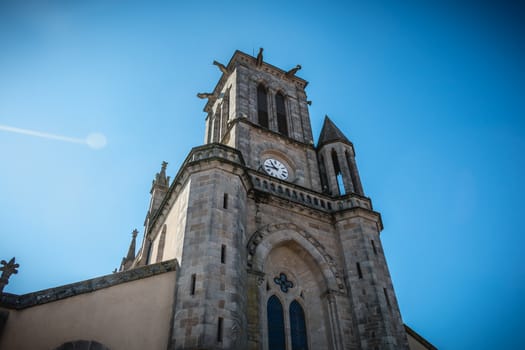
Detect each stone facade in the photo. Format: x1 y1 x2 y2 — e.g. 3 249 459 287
0 50 436 350
135 50 412 349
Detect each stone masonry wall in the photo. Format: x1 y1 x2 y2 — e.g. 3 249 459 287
171 164 248 350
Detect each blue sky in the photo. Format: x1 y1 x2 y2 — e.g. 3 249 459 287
1 1 524 349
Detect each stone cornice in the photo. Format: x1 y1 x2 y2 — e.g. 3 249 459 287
144 144 251 240
144 143 382 249
229 50 308 87
203 50 308 112
0 259 178 310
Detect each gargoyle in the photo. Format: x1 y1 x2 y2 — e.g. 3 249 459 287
197 92 214 99
213 60 229 75
285 64 302 78
256 48 264 67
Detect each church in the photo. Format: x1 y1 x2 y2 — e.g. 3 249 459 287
0 50 436 350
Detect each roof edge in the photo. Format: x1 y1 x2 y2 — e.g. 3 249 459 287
0 259 178 310
405 324 438 350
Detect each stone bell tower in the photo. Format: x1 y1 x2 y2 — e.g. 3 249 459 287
128 49 409 350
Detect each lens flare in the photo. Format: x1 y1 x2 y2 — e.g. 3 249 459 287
0 124 107 150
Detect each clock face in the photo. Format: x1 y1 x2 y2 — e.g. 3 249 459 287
263 158 289 180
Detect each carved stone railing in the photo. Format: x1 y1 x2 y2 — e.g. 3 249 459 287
248 170 372 213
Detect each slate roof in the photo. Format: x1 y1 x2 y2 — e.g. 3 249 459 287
317 116 352 148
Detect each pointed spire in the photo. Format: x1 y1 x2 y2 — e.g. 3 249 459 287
126 229 138 261
120 229 138 272
151 161 170 192
317 115 352 148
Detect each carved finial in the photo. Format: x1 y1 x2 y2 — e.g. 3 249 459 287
285 64 302 78
213 60 229 75
197 92 214 99
152 161 169 189
119 229 138 272
0 257 20 293
256 48 264 67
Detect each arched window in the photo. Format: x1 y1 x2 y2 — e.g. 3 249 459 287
331 149 345 195
345 150 363 195
275 92 288 136
319 155 329 194
145 238 153 264
156 225 167 263
267 295 286 350
289 300 308 350
257 84 269 128
206 113 213 144
220 89 230 140
213 107 221 142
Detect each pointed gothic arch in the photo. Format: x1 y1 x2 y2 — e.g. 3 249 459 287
247 223 345 293
155 224 167 263
250 227 340 350
54 340 110 350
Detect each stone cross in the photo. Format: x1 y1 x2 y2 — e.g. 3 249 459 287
274 272 294 293
0 257 19 294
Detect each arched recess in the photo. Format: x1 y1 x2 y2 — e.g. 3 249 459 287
155 224 167 263
247 223 346 350
54 340 110 350
247 223 345 294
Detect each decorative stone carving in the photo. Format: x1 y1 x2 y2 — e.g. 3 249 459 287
273 272 294 293
256 47 263 67
0 257 19 294
246 223 346 293
285 64 302 78
196 92 214 99
213 60 229 75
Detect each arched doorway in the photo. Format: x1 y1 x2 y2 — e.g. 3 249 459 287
54 340 110 350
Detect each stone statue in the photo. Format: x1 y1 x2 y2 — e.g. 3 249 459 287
0 257 19 293
285 64 302 78
213 60 229 75
256 47 263 67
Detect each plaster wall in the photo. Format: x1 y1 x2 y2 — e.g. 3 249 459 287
154 180 191 263
0 270 176 350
